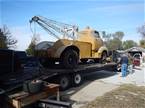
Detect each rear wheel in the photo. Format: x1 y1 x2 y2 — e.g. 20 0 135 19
72 73 83 86
61 50 79 68
59 75 71 91
94 51 107 63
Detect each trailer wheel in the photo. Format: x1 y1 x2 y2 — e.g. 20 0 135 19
72 73 83 86
61 50 79 68
81 59 88 64
59 75 71 90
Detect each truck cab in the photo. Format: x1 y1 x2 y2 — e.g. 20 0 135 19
78 27 104 51
78 27 108 59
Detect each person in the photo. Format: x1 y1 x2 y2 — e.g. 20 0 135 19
128 53 133 74
120 54 129 77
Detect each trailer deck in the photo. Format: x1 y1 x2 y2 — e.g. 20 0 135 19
0 62 117 92
39 62 116 80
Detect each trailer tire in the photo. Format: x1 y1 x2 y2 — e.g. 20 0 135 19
61 49 79 68
59 75 71 91
72 73 83 86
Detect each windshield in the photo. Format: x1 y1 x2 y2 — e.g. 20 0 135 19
93 31 100 38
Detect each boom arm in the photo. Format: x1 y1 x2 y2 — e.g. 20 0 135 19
30 16 78 39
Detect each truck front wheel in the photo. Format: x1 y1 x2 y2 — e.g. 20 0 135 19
61 50 79 68
101 51 107 63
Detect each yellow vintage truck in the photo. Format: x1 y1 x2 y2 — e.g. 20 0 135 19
30 16 108 68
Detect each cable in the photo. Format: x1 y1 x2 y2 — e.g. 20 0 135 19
30 16 78 40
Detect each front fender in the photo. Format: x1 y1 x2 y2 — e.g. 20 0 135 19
54 45 69 58
98 46 108 54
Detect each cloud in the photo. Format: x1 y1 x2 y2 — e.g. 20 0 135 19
88 3 144 15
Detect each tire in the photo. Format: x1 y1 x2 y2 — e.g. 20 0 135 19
61 50 79 69
94 51 107 63
101 51 107 61
117 63 121 72
59 75 71 91
23 80 43 93
72 73 83 86
81 59 88 64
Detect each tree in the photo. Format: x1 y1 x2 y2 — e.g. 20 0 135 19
103 31 124 50
26 34 40 55
139 40 145 48
138 24 145 48
108 38 123 50
111 31 124 50
0 25 17 49
113 31 124 40
123 40 137 50
102 31 112 42
138 24 145 39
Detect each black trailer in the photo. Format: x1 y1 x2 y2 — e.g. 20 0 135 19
0 62 116 108
0 49 27 75
0 49 14 74
0 61 116 91
39 63 117 90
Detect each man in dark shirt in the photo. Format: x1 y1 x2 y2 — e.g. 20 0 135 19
121 54 128 77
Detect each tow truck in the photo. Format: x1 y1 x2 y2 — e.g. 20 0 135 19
27 15 112 90
30 16 108 69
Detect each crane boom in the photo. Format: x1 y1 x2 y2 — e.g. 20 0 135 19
30 16 78 40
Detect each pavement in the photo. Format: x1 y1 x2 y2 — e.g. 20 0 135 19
100 65 145 86
61 63 145 108
69 81 118 108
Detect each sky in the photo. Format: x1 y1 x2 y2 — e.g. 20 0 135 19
0 0 145 50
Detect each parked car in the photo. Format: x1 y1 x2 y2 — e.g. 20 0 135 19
133 53 141 66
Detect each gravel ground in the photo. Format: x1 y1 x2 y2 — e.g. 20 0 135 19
82 84 145 108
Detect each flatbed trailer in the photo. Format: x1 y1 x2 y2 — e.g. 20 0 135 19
0 62 116 108
0 62 117 92
35 62 117 90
